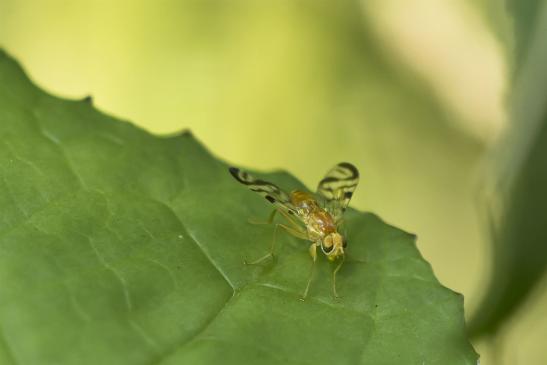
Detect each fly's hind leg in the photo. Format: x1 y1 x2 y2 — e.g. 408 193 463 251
266 209 308 261
244 216 307 265
247 209 278 225
276 209 307 234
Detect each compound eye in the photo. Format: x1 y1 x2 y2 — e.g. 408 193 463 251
320 241 334 254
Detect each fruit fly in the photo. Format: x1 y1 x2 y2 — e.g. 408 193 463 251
229 162 359 300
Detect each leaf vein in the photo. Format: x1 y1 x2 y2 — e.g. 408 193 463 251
148 291 236 365
88 235 133 312
146 198 236 290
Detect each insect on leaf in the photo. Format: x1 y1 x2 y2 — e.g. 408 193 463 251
0 49 477 365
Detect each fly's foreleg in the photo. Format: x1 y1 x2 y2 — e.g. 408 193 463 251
301 243 318 300
332 254 345 299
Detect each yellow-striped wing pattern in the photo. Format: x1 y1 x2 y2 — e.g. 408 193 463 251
229 167 299 217
316 162 359 222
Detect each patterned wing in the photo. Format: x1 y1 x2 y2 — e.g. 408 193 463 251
316 162 359 222
229 167 299 217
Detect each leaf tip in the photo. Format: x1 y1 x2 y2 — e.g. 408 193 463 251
181 129 193 137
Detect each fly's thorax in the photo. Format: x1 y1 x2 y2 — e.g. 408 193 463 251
290 190 338 242
308 209 336 233
320 232 345 260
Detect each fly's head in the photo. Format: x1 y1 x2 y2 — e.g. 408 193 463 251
320 232 347 261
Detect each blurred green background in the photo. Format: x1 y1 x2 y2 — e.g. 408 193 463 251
1 0 546 364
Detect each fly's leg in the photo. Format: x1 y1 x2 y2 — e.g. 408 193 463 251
247 209 277 225
244 222 307 265
300 243 318 300
332 254 345 299
276 209 304 231
270 209 308 259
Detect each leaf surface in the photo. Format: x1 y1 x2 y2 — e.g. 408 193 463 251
0 50 477 365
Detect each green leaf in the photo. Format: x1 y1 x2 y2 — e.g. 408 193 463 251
0 50 477 364
468 1 547 337
507 0 545 68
